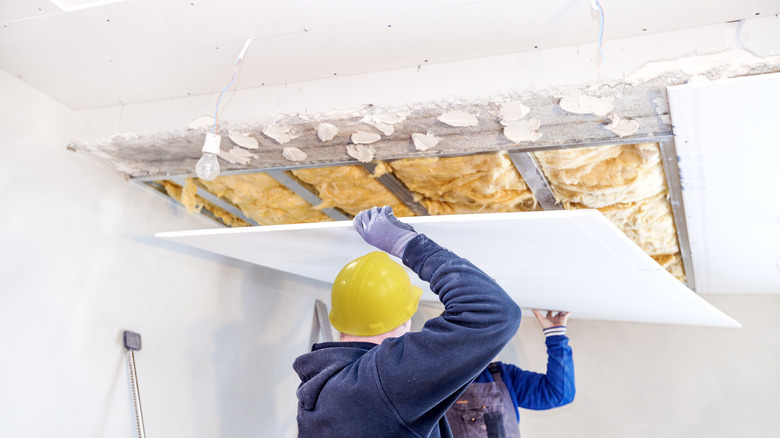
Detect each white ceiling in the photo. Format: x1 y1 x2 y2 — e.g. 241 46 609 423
0 0 777 109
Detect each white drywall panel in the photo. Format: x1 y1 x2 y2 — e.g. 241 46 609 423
668 73 780 294
157 210 739 327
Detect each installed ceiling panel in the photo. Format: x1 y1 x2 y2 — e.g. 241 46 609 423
668 73 780 294
157 210 738 327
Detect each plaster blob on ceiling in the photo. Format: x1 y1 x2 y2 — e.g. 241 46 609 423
219 147 256 164
351 131 382 144
228 131 260 149
346 144 375 162
606 115 640 137
503 119 542 143
156 210 739 327
282 147 307 162
559 95 615 116
263 125 299 144
317 123 339 142
498 101 531 121
372 113 409 125
363 120 394 136
361 114 408 136
411 132 442 151
438 111 479 127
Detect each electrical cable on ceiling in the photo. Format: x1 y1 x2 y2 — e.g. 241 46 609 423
591 0 606 63
213 38 253 133
195 37 253 181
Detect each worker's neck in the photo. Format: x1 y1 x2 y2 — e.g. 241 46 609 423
338 320 412 344
339 333 390 344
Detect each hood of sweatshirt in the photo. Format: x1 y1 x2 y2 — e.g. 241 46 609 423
293 342 377 411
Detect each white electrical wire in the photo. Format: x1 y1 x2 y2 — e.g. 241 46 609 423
591 0 606 63
212 38 253 133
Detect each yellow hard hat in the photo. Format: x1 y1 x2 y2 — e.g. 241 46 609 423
330 252 423 337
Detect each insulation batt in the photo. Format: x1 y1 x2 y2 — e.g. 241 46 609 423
196 174 331 225
533 144 666 208
178 142 684 282
382 154 538 215
533 143 685 282
291 166 414 217
652 253 685 282
162 180 248 227
597 194 679 256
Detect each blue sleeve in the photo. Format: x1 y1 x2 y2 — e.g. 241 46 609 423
502 335 575 410
372 234 522 435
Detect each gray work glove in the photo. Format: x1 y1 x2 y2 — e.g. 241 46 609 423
353 206 418 258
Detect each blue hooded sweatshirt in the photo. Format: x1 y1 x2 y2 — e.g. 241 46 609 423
293 234 522 438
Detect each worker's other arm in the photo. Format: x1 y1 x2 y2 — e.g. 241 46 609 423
509 311 575 409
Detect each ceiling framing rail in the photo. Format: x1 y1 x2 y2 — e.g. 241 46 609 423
658 139 696 291
264 170 351 221
360 162 430 216
507 152 562 211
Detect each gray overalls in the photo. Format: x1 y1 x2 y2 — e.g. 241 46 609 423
445 363 521 438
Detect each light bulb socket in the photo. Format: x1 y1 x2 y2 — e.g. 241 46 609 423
202 132 221 154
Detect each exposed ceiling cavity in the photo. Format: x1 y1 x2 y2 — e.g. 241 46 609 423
154 142 688 284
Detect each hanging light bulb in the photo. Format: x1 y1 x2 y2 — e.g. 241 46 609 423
196 132 221 180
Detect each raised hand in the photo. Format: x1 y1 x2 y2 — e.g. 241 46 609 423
353 206 418 258
532 310 571 329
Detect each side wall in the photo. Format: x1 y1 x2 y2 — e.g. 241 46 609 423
0 69 329 438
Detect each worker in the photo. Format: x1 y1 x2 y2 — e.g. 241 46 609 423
444 310 575 438
293 206 522 437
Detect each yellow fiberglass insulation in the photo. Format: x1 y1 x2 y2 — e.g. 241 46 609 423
196 173 331 225
382 153 537 215
652 254 686 283
291 166 414 217
533 143 667 208
597 194 679 256
533 143 684 282
162 180 249 227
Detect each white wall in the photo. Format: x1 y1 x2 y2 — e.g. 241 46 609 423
0 69 329 437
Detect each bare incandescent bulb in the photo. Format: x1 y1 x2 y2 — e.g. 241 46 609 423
196 132 221 181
